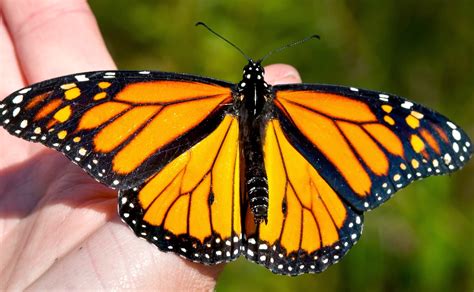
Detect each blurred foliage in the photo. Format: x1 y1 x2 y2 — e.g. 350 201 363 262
89 1 473 291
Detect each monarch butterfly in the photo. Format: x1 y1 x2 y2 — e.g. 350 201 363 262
0 23 472 276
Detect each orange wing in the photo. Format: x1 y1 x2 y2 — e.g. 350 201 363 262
273 85 472 211
0 71 234 188
244 119 362 275
119 115 241 263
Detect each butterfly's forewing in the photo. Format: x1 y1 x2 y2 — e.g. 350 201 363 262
0 71 234 189
272 84 472 212
244 119 363 275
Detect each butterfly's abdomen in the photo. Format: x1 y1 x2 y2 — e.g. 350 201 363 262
247 175 269 222
241 136 269 223
239 113 269 223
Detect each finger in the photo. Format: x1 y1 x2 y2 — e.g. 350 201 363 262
0 16 25 97
264 63 302 85
0 0 116 166
1 0 116 83
0 14 44 167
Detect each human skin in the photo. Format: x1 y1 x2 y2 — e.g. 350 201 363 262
0 0 302 290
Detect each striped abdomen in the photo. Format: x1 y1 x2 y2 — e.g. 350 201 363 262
239 116 269 223
247 175 269 223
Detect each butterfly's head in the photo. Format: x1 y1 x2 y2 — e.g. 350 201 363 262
242 61 265 83
237 61 270 96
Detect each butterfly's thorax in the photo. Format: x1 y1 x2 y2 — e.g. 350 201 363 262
236 61 272 223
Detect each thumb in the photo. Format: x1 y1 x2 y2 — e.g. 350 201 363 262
264 64 302 85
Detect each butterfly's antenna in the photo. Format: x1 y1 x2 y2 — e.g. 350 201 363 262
258 34 320 63
196 22 252 62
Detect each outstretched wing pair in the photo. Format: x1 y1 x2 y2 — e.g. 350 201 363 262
0 70 471 276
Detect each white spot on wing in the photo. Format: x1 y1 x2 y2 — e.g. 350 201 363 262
78 148 87 156
453 142 459 153
75 74 89 82
12 107 21 117
443 153 452 165
19 88 32 94
452 130 461 141
379 94 389 101
258 244 268 250
12 95 24 104
447 121 456 129
401 101 414 109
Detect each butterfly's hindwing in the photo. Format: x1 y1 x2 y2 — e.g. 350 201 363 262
243 119 363 276
119 115 242 264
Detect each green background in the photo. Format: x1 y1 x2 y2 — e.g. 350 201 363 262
89 1 473 291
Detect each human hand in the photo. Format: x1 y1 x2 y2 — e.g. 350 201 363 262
0 0 301 290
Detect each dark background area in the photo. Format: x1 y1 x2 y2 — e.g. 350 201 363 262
89 1 473 291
